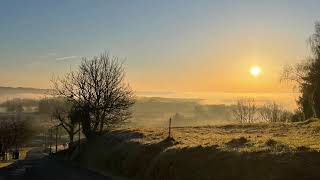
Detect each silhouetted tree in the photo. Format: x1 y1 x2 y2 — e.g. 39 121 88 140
52 52 135 140
38 98 62 114
0 114 33 159
291 109 305 122
282 22 320 120
52 99 80 143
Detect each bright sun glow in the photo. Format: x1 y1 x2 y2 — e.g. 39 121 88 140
250 65 261 77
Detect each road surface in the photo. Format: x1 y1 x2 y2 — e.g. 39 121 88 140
0 148 114 180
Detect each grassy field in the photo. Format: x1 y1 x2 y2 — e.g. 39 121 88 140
74 119 320 180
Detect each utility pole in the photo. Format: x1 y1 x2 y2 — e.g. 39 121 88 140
78 121 81 153
44 132 46 150
55 126 58 153
49 128 52 154
49 116 52 154
168 118 172 138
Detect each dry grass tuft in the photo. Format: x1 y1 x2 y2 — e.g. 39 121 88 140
226 137 249 148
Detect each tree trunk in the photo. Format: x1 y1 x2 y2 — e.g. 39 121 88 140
69 133 74 143
310 88 318 118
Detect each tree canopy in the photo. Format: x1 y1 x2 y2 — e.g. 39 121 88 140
52 52 135 139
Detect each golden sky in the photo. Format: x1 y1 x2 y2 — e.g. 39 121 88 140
0 0 315 95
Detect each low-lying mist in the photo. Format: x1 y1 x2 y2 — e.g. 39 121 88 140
129 97 235 127
0 87 298 127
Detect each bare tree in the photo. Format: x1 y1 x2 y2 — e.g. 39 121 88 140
0 114 33 160
259 102 283 123
280 110 293 123
52 100 80 144
281 61 310 86
232 99 257 123
232 100 247 123
52 52 135 139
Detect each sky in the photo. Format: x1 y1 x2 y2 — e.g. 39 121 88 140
1 0 320 94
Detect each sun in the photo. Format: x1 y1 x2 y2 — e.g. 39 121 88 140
250 65 261 77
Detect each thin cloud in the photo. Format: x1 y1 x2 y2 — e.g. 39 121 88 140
47 52 57 56
55 56 78 61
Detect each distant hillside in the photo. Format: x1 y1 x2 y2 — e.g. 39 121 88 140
0 86 49 94
0 86 50 102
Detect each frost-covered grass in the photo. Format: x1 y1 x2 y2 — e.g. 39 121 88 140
120 119 320 152
75 119 320 180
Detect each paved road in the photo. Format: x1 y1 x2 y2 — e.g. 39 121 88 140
0 148 113 180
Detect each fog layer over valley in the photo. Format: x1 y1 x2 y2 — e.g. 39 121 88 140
0 87 296 127
131 97 234 127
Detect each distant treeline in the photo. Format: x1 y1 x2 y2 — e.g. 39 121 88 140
0 98 57 113
0 86 49 95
